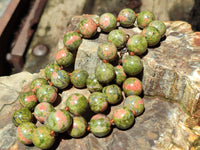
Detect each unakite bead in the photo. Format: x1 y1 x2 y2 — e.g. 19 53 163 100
18 91 37 110
99 13 117 32
114 65 127 85
86 73 103 93
118 8 136 27
44 63 61 80
137 10 155 29
89 114 111 137
63 31 82 51
127 35 148 55
51 70 70 89
107 29 126 49
30 78 48 94
149 20 166 37
55 48 74 67
70 69 89 88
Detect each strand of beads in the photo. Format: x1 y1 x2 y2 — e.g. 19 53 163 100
12 8 166 149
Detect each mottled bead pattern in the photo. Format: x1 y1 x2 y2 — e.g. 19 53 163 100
86 73 103 93
12 108 32 126
123 95 144 116
55 48 74 67
45 109 72 133
63 31 82 51
89 114 111 137
66 93 89 115
112 107 135 129
127 35 148 55
70 69 89 88
122 77 142 96
122 55 143 76
78 18 97 38
44 63 61 80
99 13 117 32
95 63 115 84
18 91 37 110
68 116 87 138
17 122 36 145
32 126 55 149
36 85 57 103
34 102 54 123
137 10 155 29
118 8 136 27
149 20 166 37
51 70 70 89
88 92 108 113
107 29 126 49
102 84 122 104
30 78 48 94
114 65 127 85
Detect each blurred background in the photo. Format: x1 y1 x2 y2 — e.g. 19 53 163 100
0 0 199 76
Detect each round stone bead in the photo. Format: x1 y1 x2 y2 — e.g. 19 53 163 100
97 42 117 62
99 13 117 32
30 78 48 94
114 65 127 85
55 48 74 67
112 107 135 129
32 126 55 149
68 116 87 138
95 63 115 84
149 20 166 37
122 77 142 96
118 8 136 27
122 55 143 76
86 73 103 93
45 109 72 133
12 107 33 126
127 35 148 55
51 70 70 89
34 102 54 123
18 91 37 110
137 10 155 29
107 29 127 49
102 84 122 105
88 92 108 113
70 69 89 88
17 122 36 145
65 93 89 116
78 18 97 38
89 114 111 137
63 31 82 51
123 95 144 116
44 63 61 80
36 85 57 103
141 26 161 46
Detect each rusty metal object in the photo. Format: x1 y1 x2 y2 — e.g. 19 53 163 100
32 44 49 56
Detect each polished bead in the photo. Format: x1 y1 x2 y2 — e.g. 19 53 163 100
99 13 117 32
118 8 136 27
18 91 37 110
137 10 155 28
44 63 61 80
86 73 103 93
114 65 127 85
30 78 48 94
51 70 70 89
70 69 89 88
149 20 166 37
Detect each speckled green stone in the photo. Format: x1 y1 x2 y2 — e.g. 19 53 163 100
68 116 87 138
44 63 61 80
122 77 142 96
17 122 36 145
127 35 148 55
66 93 89 115
18 91 37 110
114 65 127 85
55 48 74 67
51 70 70 89
137 10 155 29
89 114 111 137
118 8 136 27
12 107 32 126
124 95 144 116
102 84 122 104
86 73 103 93
112 107 135 129
99 13 117 32
88 92 108 113
32 126 55 149
34 102 54 123
107 29 126 49
97 42 117 62
36 85 57 103
63 31 82 51
141 26 161 46
70 69 89 88
95 63 115 84
45 109 72 133
149 20 166 37
122 55 143 76
30 78 48 94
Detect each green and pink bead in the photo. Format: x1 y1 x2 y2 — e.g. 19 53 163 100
51 70 70 89
70 69 89 88
114 65 127 85
137 10 155 29
86 73 103 93
30 78 48 94
99 13 117 32
18 91 37 110
44 63 61 80
118 8 136 27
